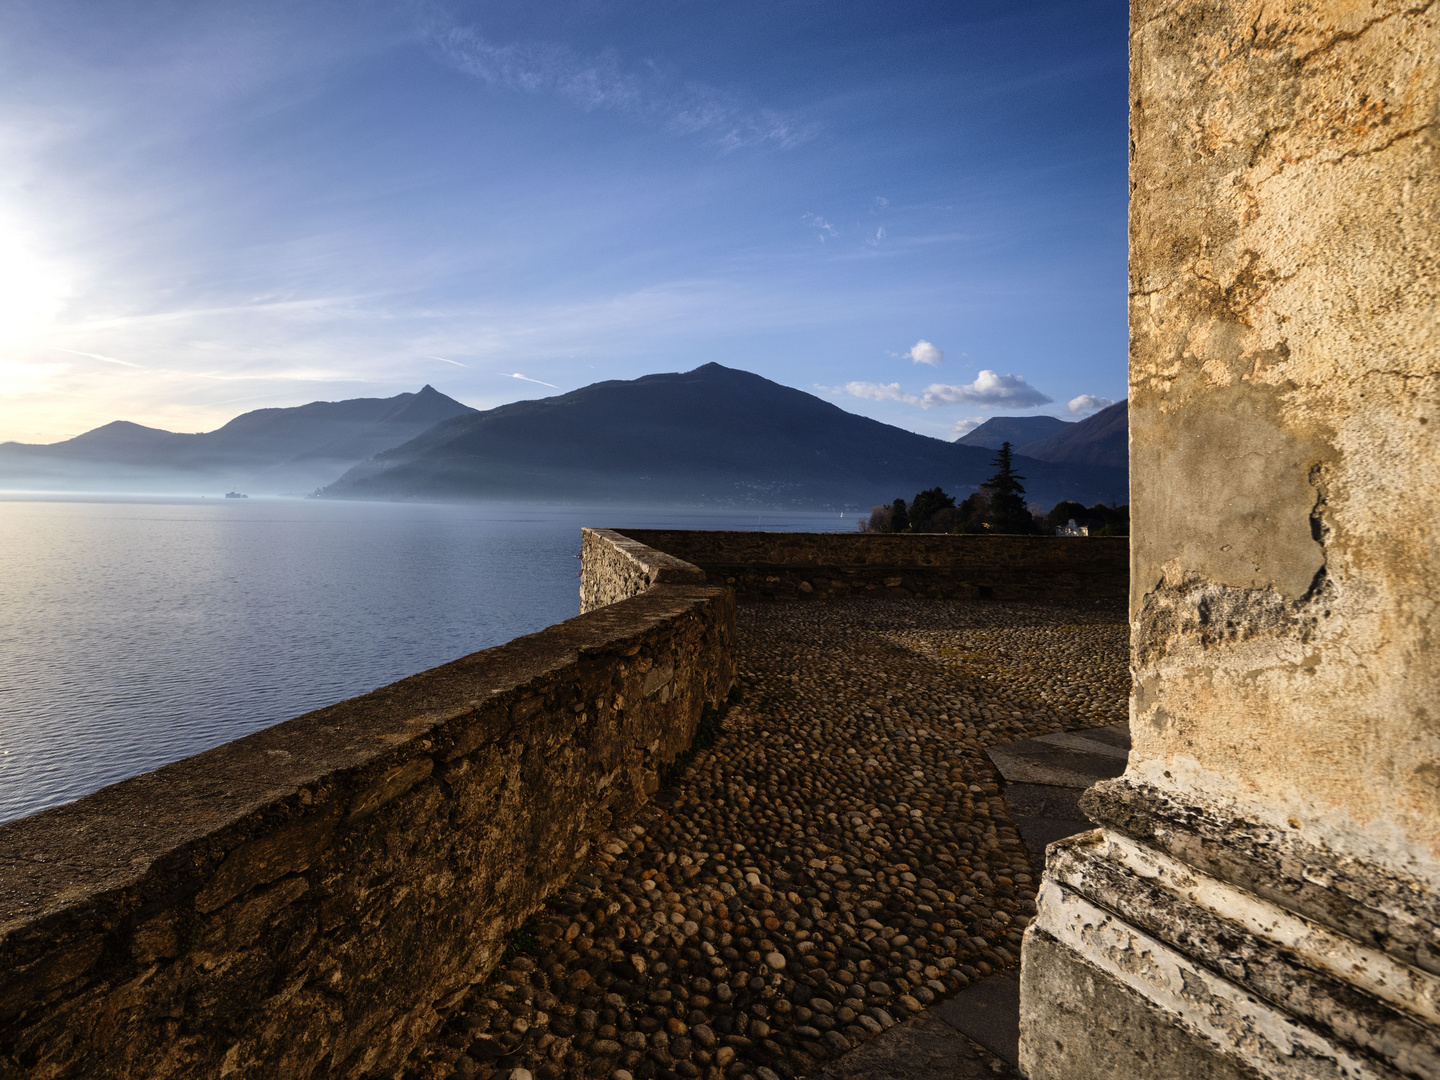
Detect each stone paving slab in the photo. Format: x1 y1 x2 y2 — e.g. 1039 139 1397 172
1009 816 1094 863
933 971 1020 1065
999 782 1084 820
805 1011 1015 1080
1038 730 1129 760
986 725 1130 789
1068 724 1130 750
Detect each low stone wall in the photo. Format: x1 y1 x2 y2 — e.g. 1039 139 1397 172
0 534 734 1080
579 528 706 613
610 530 1128 601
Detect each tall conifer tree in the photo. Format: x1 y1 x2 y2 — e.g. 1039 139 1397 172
983 441 1033 533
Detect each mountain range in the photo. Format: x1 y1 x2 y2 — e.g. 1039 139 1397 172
1 365 1127 508
955 400 1128 470
319 364 1125 509
0 386 476 494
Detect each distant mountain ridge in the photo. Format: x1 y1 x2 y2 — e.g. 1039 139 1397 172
954 414 1071 451
322 363 1126 509
954 401 1127 472
1015 400 1127 470
0 386 476 493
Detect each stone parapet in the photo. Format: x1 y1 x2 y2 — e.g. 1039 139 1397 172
0 533 734 1080
607 531 1128 602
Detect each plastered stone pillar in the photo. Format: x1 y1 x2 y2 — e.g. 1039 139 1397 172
1019 3 1438 1078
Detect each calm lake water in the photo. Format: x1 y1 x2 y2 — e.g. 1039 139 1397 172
0 495 853 824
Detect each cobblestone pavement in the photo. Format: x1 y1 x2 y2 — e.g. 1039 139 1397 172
399 597 1128 1080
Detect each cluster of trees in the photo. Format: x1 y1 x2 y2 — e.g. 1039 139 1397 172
859 441 1129 536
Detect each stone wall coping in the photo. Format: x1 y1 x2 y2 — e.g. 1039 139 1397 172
610 529 1127 558
582 527 707 583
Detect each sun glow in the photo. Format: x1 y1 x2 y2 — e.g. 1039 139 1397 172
0 211 72 349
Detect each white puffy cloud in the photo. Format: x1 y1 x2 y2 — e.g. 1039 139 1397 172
823 380 920 405
824 369 1052 411
951 416 985 437
1068 393 1116 416
906 339 943 366
918 370 1052 408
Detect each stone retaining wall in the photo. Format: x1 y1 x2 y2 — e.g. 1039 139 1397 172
0 534 734 1080
609 531 1128 601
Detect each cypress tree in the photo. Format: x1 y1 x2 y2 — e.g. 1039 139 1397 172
983 442 1033 533
890 497 909 533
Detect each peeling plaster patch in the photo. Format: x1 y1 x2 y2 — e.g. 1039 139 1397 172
1132 569 1334 667
1131 385 1330 605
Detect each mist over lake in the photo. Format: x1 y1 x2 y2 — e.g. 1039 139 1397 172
0 495 851 824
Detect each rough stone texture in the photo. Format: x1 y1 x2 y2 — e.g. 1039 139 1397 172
0 534 733 1080
607 531 1128 602
1022 2 1440 1077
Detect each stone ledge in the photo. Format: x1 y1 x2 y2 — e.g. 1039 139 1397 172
1081 778 1440 980
1024 869 1413 1080
1021 926 1268 1080
1044 830 1439 1077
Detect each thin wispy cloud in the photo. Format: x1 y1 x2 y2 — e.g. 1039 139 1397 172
429 356 466 367
52 348 143 369
508 372 558 388
1068 393 1115 415
438 27 811 151
803 213 837 242
819 381 918 405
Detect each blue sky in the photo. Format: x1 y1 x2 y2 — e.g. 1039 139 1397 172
0 0 1129 443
